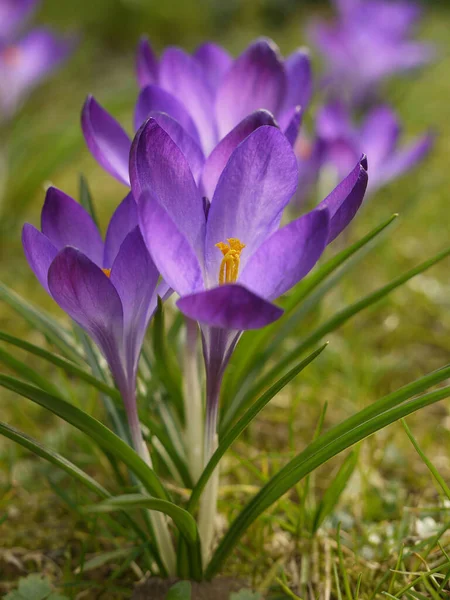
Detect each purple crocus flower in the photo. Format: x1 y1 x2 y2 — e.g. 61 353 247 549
21 189 168 457
312 101 433 195
0 0 74 119
129 118 368 472
81 37 311 184
309 0 434 105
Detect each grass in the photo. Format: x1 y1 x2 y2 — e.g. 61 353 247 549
1 2 450 599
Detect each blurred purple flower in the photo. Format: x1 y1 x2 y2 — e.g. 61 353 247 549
311 101 433 195
22 189 168 451
130 117 367 449
309 0 434 105
81 37 312 183
0 0 75 119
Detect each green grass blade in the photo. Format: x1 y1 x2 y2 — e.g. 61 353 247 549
0 329 121 401
79 174 99 229
188 344 327 513
0 420 110 498
224 246 450 430
402 419 450 501
206 381 450 577
0 282 82 363
0 374 169 501
0 345 61 396
87 494 198 545
221 214 398 415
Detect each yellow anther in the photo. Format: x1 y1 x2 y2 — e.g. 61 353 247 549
102 268 111 278
215 238 246 285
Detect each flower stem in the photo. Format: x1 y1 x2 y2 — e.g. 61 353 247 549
126 392 177 576
183 318 204 482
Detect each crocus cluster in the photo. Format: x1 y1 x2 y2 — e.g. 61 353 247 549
309 0 434 105
298 101 433 198
81 37 312 186
0 0 74 120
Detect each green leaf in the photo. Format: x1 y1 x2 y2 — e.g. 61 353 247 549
47 595 69 600
0 420 110 499
0 330 120 401
0 375 169 501
152 298 184 420
77 547 136 573
206 366 450 577
224 245 450 430
18 574 52 600
0 345 61 396
402 419 450 501
79 174 99 229
0 282 82 363
230 591 263 600
188 344 328 513
221 214 398 420
166 581 192 600
312 450 358 533
86 494 199 545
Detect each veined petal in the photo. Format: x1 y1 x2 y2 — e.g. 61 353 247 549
41 187 104 266
205 126 298 284
103 193 138 269
201 109 278 200
283 106 303 147
130 118 205 254
150 112 205 184
177 284 283 330
240 208 330 301
193 42 232 93
22 224 58 294
317 155 368 243
110 227 159 373
159 47 217 154
48 247 124 364
81 95 131 186
138 193 203 296
360 105 400 170
136 37 159 88
281 48 312 115
215 38 287 139
134 84 200 142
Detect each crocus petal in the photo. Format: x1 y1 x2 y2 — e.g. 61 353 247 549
205 126 298 284
134 84 200 142
374 133 433 188
110 227 159 372
215 38 287 138
0 28 74 116
201 109 278 200
48 247 124 363
317 101 354 140
136 37 159 88
193 42 232 93
81 95 131 186
240 208 330 301
177 284 283 330
138 193 203 296
130 118 205 254
0 0 38 41
281 48 312 115
22 224 58 294
41 187 104 266
283 106 303 147
360 105 400 170
317 156 368 243
103 193 138 269
150 112 205 184
159 47 217 154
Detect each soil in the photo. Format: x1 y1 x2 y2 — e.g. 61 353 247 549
132 577 249 600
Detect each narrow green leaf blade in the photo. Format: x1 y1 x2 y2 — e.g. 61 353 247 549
0 345 61 396
79 174 99 229
0 375 169 501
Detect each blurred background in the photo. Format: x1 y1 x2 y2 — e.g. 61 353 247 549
1 0 450 596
